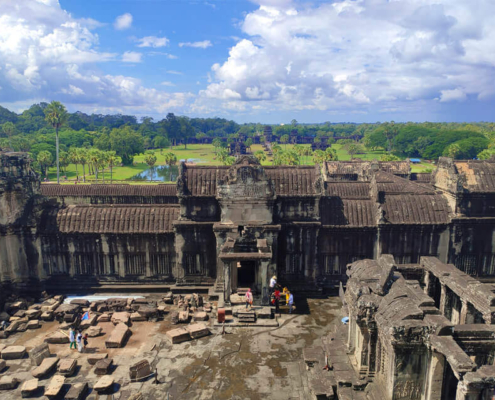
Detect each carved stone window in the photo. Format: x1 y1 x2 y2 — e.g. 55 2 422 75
124 253 146 275
150 253 173 276
321 255 340 275
184 253 205 275
286 253 303 275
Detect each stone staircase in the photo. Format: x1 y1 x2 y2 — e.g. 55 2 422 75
237 310 256 323
208 278 225 301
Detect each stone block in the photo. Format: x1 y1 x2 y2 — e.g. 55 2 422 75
105 323 131 348
0 331 9 339
26 320 40 330
163 291 173 304
29 343 50 366
65 382 88 400
31 357 58 378
0 344 5 353
5 320 22 334
178 310 189 323
96 303 108 313
193 311 208 322
98 313 111 323
111 312 130 326
14 310 26 318
21 378 39 398
44 331 69 344
70 299 90 307
58 358 77 376
25 310 41 320
63 313 77 323
166 328 190 344
41 311 54 321
17 322 28 332
0 375 20 390
79 314 97 330
54 304 79 315
129 360 151 381
87 353 108 366
28 304 41 310
1 345 26 360
130 312 146 322
94 375 114 394
87 326 103 337
128 393 144 400
0 360 5 372
95 358 113 375
170 311 179 324
186 323 210 339
137 305 157 318
257 307 273 319
107 298 127 311
45 375 65 398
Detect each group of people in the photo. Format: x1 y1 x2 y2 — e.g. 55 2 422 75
68 327 88 352
244 275 294 315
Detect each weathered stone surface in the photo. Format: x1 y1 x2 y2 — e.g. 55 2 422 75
170 311 179 324
129 360 151 381
128 393 144 400
166 328 190 344
0 375 19 390
44 331 69 344
111 312 130 325
186 323 210 339
94 375 114 394
65 382 88 400
25 310 41 320
130 312 146 322
107 298 127 311
54 303 79 315
137 305 157 318
58 358 77 376
0 360 5 372
26 320 40 330
21 378 38 398
87 353 108 365
87 326 103 337
29 343 50 366
193 311 208 322
1 345 26 360
98 313 111 323
45 375 65 397
105 323 131 348
40 311 54 321
31 357 58 378
79 314 97 330
70 299 90 307
178 310 189 323
95 358 113 375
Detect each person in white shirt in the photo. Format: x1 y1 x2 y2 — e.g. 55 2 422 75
269 276 277 293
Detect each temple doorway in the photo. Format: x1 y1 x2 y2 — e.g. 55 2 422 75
237 260 256 291
441 362 458 400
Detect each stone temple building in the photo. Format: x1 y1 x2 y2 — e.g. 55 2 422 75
1 152 495 308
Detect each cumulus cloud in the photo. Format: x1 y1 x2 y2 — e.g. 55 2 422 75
114 13 133 30
0 1 192 115
198 0 495 115
122 51 142 63
136 36 169 48
179 40 212 49
161 81 175 87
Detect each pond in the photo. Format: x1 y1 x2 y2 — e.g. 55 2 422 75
130 165 179 182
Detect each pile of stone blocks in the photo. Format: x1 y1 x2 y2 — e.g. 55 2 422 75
166 323 210 344
21 378 39 398
105 323 131 348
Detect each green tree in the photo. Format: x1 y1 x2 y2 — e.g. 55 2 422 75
254 150 266 164
153 136 169 149
280 134 289 150
325 147 338 161
245 138 253 151
164 152 178 166
68 148 80 178
2 121 15 149
78 148 88 182
312 150 327 164
106 151 120 184
37 150 53 178
59 151 70 174
380 154 401 161
212 138 222 155
88 149 102 181
144 151 158 181
477 149 495 160
44 101 68 183
291 119 298 127
109 126 144 165
446 143 461 159
344 142 364 160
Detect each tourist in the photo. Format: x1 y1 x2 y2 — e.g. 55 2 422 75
274 289 281 315
269 275 277 294
245 288 253 310
288 292 294 314
83 333 89 350
0 320 9 331
282 287 290 305
69 327 76 349
76 330 83 352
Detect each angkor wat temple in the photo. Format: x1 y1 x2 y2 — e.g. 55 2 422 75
1 151 495 307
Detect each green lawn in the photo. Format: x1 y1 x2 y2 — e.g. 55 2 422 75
45 143 434 183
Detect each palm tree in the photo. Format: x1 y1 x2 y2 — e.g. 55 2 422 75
44 101 68 184
98 151 109 183
79 148 88 183
88 149 101 181
37 151 53 178
2 122 15 150
254 150 266 164
69 148 80 179
280 134 289 150
107 151 120 184
144 151 158 181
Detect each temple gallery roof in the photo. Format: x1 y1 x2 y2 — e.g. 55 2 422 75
455 160 495 193
41 184 177 197
54 204 179 234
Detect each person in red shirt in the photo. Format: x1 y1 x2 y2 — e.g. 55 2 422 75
274 289 281 315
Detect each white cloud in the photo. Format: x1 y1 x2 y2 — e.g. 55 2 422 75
198 0 495 114
166 70 183 75
439 88 467 102
114 13 132 30
161 81 175 87
136 36 169 48
122 51 142 63
0 2 192 115
148 52 177 59
179 40 212 49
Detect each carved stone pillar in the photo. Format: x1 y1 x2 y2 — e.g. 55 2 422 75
425 351 445 400
439 284 447 316
455 381 481 400
424 271 432 296
223 261 231 306
368 328 378 374
260 260 270 305
460 299 469 325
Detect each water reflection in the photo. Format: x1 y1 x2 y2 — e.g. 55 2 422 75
130 165 179 182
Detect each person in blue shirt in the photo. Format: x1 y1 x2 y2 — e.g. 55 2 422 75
288 293 294 314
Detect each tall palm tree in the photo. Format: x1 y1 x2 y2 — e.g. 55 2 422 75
79 148 88 183
69 148 80 179
107 151 120 184
44 101 68 184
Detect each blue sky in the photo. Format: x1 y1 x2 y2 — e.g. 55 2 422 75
1 0 494 123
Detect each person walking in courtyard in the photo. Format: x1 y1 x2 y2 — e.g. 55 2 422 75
76 330 83 353
288 292 294 314
274 288 281 315
69 327 76 349
282 287 290 305
83 333 89 351
269 275 277 294
245 288 253 310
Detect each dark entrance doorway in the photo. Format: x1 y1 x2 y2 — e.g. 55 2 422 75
237 260 256 289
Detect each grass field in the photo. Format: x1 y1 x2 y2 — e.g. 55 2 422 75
46 143 433 183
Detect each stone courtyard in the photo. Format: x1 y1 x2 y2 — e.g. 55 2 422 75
0 295 341 400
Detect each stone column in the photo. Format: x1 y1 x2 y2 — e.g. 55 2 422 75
223 261 231 306
460 299 469 325
439 284 447 316
368 328 378 374
424 271 431 296
260 260 270 306
455 381 481 400
425 351 445 400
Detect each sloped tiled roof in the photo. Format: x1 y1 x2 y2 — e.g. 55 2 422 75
375 171 436 194
56 205 179 234
325 182 370 199
41 184 177 197
323 198 377 227
378 161 410 175
455 160 495 193
382 194 450 224
264 166 318 196
183 166 229 196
